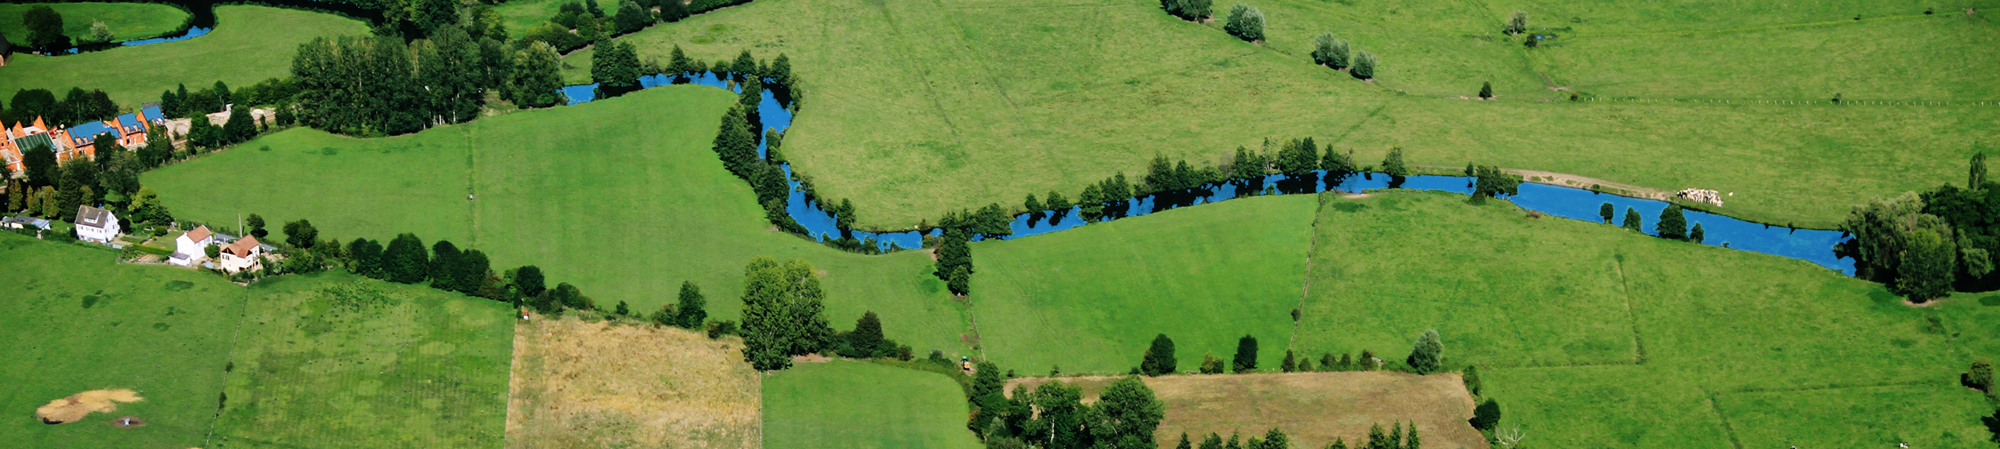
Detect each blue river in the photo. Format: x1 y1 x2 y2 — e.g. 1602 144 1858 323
561 76 1856 275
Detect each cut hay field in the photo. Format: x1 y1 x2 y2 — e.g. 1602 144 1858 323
0 233 244 449
580 0 2000 229
507 316 761 449
209 271 515 449
1 5 368 107
1005 372 1488 449
763 360 983 449
0 2 190 44
143 86 974 358
971 195 1317 374
1296 190 1994 448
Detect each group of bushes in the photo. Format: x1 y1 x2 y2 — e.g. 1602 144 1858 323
1160 0 1213 22
1 87 117 129
1311 33 1377 80
968 369 1166 449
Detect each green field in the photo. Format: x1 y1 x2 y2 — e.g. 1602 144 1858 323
763 360 984 449
0 233 244 449
2 5 368 107
574 0 1999 229
208 271 513 448
972 195 1317 374
143 86 975 358
492 0 569 42
1296 191 1992 448
0 2 190 44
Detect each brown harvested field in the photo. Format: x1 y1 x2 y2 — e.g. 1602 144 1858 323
1005 372 1488 449
506 316 761 449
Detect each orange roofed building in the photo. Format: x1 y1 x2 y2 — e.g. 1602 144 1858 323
2 106 159 176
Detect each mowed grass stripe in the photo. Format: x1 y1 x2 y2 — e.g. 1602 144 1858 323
2 5 369 107
0 234 246 449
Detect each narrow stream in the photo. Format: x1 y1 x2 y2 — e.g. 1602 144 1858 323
47 0 383 55
567 77 1856 275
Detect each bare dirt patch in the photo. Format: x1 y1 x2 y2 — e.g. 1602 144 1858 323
506 317 761 449
34 389 143 424
1342 194 1372 199
1006 372 1487 449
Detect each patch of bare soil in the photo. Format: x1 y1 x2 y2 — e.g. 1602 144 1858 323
1006 372 1488 449
793 354 833 364
506 317 760 449
35 389 143 424
1342 194 1372 199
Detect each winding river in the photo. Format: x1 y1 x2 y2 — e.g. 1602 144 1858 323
567 75 1856 275
49 0 382 54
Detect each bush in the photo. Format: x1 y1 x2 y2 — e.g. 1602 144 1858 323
1351 50 1377 79
1478 82 1493 99
1311 33 1350 69
1470 399 1502 430
1505 10 1527 35
1405 329 1443 374
1164 0 1212 21
1971 359 1995 393
1224 4 1265 42
1200 353 1224 374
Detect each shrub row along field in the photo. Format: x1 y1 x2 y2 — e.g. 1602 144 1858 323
142 86 974 357
0 233 243 449
1296 191 1993 448
209 271 514 449
582 0 1998 228
1004 371 1486 449
507 316 760 449
2 5 368 107
0 2 190 44
762 360 985 449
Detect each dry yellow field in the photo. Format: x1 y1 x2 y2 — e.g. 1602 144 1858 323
1006 372 1487 449
505 316 761 449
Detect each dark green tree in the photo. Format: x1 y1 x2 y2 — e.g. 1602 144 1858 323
1690 222 1705 244
675 281 708 328
514 265 547 298
1478 82 1493 99
245 214 268 239
1276 138 1319 175
1599 202 1614 223
1972 153 1988 189
1462 365 1483 396
23 6 68 54
591 39 641 89
740 257 834 370
417 0 459 34
1351 50 1377 80
383 233 431 284
613 0 653 33
1656 204 1688 239
1280 350 1297 372
282 219 318 248
1622 207 1642 231
509 42 566 107
21 141 58 188
457 249 491 295
1971 359 1995 393
660 0 689 22
1406 329 1443 374
1141 333 1177 376
347 238 385 279
1898 219 1958 301
1470 165 1520 201
1469 399 1501 430
1232 335 1258 373
429 241 463 290
1380 147 1408 177
1223 3 1264 42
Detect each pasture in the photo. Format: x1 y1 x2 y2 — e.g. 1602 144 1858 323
0 233 244 449
762 360 984 449
578 0 1998 229
0 2 190 43
143 86 975 358
2 5 368 107
971 195 1317 374
208 271 515 449
507 316 761 449
1297 190 1993 448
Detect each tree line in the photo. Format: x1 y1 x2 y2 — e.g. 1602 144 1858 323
1139 329 1447 377
1843 154 2000 301
970 371 1166 449
3 87 118 129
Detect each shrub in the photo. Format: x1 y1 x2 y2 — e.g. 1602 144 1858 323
1405 329 1443 374
1971 359 1995 393
1691 223 1706 243
1478 82 1493 99
1165 0 1212 21
1311 33 1350 69
1462 365 1483 396
1380 147 1408 177
1470 399 1502 430
1505 10 1527 35
1224 4 1265 42
1351 50 1377 79
1200 353 1225 374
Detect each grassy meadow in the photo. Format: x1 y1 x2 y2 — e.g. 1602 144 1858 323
0 2 190 43
0 233 244 449
571 0 1998 229
143 86 975 358
507 316 761 449
2 5 368 107
209 271 514 449
1296 191 1992 448
971 195 1317 374
762 360 984 449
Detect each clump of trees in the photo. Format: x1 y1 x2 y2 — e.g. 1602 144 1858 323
1468 165 1520 203
1224 4 1265 42
1141 333 1177 376
22 6 70 54
1351 51 1378 80
1162 0 1213 21
739 257 835 370
4 87 118 128
1312 33 1351 69
833 311 912 359
651 281 710 329
973 376 1165 449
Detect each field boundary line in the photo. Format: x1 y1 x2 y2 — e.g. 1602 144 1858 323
1721 378 1938 395
1288 194 1329 350
1704 388 1745 449
1324 104 1387 147
202 286 256 448
1610 253 1647 365
1579 13 1933 39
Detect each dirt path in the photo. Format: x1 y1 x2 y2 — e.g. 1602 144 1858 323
1417 165 1672 201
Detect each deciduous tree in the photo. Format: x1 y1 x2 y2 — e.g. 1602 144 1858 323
1406 329 1444 374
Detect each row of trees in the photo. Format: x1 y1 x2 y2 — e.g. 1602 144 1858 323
1143 330 1444 376
3 87 119 128
1842 154 2000 301
1161 0 1214 21
1596 203 1707 244
1176 428 1299 449
291 26 520 135
972 374 1165 449
1310 33 1377 80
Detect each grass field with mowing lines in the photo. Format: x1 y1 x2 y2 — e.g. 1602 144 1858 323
2 5 367 107
144 86 974 358
763 360 982 449
580 0 1998 229
1718 383 1991 448
0 2 189 44
972 195 1316 375
507 316 760 449
1005 372 1487 449
210 271 513 449
1297 190 1992 448
0 233 243 449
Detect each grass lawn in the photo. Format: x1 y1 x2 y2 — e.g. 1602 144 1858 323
0 2 190 43
1296 190 1992 448
209 271 514 449
971 195 1317 375
1 5 368 107
763 360 983 449
573 0 1999 229
0 233 244 449
1004 372 1487 449
492 0 569 43
143 86 974 358
506 316 760 449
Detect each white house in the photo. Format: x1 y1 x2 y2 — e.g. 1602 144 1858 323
74 206 120 243
218 234 264 274
171 225 216 267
